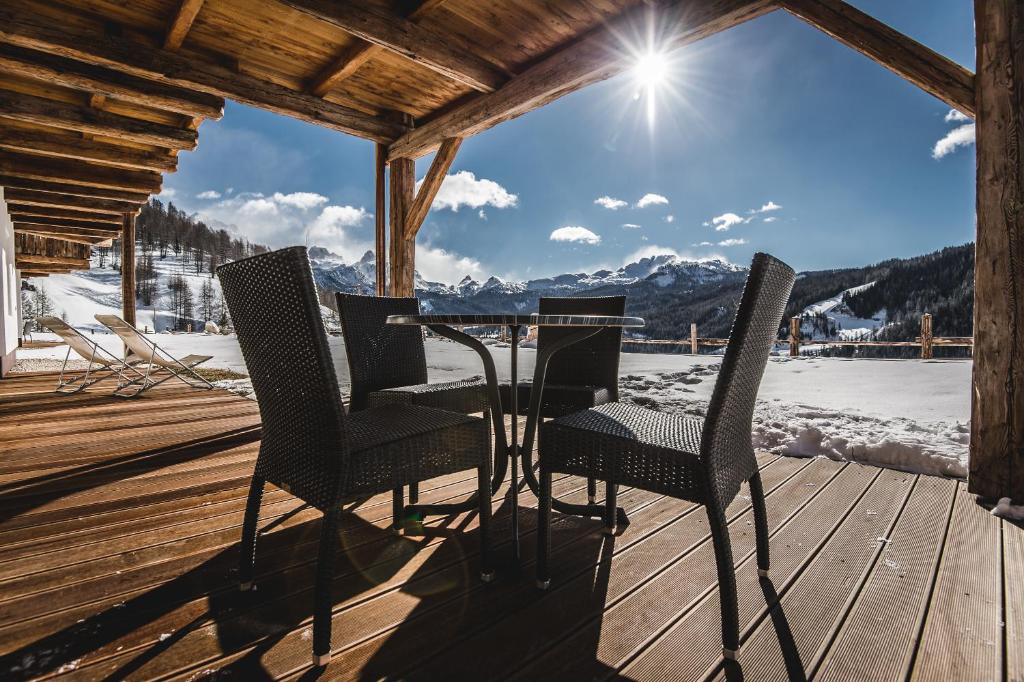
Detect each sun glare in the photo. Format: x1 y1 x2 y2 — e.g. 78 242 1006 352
634 51 669 89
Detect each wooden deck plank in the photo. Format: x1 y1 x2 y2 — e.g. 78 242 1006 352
1006 516 1024 682
910 483 1004 682
816 475 958 681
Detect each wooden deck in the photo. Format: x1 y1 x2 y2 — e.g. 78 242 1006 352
0 372 1019 681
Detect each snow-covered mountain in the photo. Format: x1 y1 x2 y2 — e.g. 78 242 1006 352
798 281 888 341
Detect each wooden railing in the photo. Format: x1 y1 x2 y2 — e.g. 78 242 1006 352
623 314 973 359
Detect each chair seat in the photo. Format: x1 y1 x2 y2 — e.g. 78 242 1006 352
367 376 489 414
540 402 711 502
499 382 612 418
345 403 489 494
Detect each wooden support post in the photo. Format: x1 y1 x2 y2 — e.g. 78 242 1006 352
388 157 415 296
120 211 136 327
374 142 387 295
789 316 801 357
690 322 698 355
969 0 1024 500
920 313 933 359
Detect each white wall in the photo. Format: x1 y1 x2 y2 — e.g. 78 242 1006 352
0 187 19 375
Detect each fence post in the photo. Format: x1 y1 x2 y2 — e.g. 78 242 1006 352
789 316 801 357
690 322 698 355
920 313 933 359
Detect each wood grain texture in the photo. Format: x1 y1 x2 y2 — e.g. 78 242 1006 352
388 156 415 296
1 188 140 214
6 204 122 222
405 136 461 238
0 152 162 194
969 0 1024 501
780 0 975 116
0 175 151 203
0 126 178 172
374 141 386 295
121 211 136 325
163 0 206 51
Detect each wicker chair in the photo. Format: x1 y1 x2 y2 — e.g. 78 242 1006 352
218 247 492 667
336 293 490 522
501 296 625 505
535 253 795 661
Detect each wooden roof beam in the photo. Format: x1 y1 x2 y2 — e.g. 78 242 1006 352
14 226 112 245
388 0 777 160
0 154 161 194
0 127 178 172
0 5 406 143
16 253 90 268
0 174 152 202
307 0 452 97
19 270 51 277
0 44 223 120
164 0 206 51
405 136 462 239
0 89 197 150
3 188 140 214
13 215 123 232
780 0 975 117
5 203 122 223
283 0 505 93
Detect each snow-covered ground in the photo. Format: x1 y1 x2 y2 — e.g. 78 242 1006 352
17 332 971 480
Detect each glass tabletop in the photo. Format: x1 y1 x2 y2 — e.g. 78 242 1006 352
386 313 645 327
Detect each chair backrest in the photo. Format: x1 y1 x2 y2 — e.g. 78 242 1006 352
37 316 111 365
94 315 156 361
335 293 428 411
538 296 625 398
217 246 348 510
701 252 795 504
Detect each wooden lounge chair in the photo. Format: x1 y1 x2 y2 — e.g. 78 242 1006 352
217 246 493 666
35 316 143 394
535 252 796 661
93 314 214 397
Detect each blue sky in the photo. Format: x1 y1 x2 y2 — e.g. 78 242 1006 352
162 0 975 283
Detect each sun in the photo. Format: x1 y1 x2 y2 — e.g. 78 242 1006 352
634 51 669 90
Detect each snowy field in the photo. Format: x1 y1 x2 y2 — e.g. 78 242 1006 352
17 332 971 479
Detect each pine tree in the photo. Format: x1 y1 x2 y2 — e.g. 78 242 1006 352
199 278 216 322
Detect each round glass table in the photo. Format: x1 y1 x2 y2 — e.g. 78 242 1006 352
387 313 645 565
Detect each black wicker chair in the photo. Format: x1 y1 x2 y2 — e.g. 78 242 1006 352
500 295 625 504
336 293 490 523
218 247 492 667
535 253 795 661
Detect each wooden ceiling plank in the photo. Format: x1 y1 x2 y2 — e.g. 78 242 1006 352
405 136 461 238
308 0 452 97
3 188 142 213
282 0 505 93
0 154 161 194
0 44 223 120
780 0 975 116
0 5 406 143
5 203 122 223
12 215 123 232
0 89 196 150
13 226 111 245
0 127 177 172
15 253 90 267
164 0 206 51
388 0 777 160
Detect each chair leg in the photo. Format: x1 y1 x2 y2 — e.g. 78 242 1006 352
238 476 264 591
409 482 419 505
750 472 770 577
478 461 494 583
536 467 553 590
707 503 740 659
313 508 340 667
587 477 598 504
391 487 403 531
603 481 618 535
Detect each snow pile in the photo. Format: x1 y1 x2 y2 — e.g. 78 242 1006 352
991 497 1024 521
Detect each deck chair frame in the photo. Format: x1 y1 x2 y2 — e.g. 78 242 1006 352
94 315 214 397
35 316 144 394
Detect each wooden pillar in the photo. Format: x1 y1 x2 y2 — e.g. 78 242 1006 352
969 0 1024 500
789 316 801 357
374 142 387 295
388 157 415 296
120 211 136 327
920 313 933 359
690 322 698 355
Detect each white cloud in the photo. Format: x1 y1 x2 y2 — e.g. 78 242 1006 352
595 195 628 210
945 109 971 123
416 243 484 284
712 212 745 231
272 191 328 210
550 226 601 245
625 244 729 265
421 170 518 212
478 209 487 221
664 214 675 223
932 123 976 159
754 201 782 213
636 193 669 208
702 221 710 227
156 187 177 200
196 190 221 200
621 223 641 229
763 216 778 223
718 238 748 246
